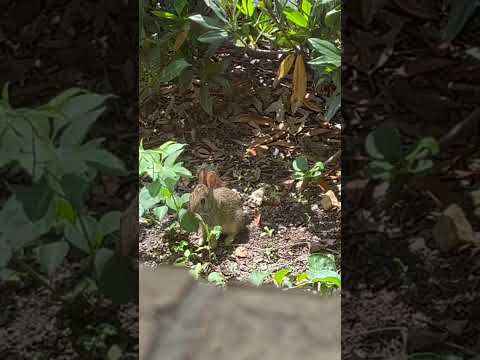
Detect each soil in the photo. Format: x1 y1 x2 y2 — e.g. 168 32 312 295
139 50 341 288
342 1 480 358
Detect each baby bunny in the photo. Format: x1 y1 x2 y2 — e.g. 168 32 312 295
189 169 244 246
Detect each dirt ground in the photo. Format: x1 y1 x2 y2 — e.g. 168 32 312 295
139 50 341 286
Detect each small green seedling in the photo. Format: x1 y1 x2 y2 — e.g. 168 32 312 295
248 253 341 294
261 226 274 238
194 213 223 249
366 126 439 189
292 157 325 188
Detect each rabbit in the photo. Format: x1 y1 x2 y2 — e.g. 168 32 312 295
189 168 244 246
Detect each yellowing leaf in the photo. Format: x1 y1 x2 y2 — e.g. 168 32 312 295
174 30 188 50
291 54 307 113
274 53 296 87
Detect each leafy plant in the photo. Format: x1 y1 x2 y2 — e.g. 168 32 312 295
365 127 439 187
139 140 199 232
261 226 274 238
292 156 324 187
0 84 135 303
248 253 341 293
207 271 225 287
307 37 341 120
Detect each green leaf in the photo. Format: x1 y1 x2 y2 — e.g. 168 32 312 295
273 268 291 287
11 176 54 222
56 198 76 224
301 0 313 16
0 197 51 251
207 272 225 286
325 7 341 28
325 94 341 121
35 241 70 276
139 186 159 218
174 0 188 15
365 126 403 162
153 206 168 221
203 0 228 23
198 29 229 43
94 248 115 279
293 156 309 172
308 253 336 273
239 0 255 17
179 209 199 232
60 174 90 210
188 14 225 30
97 211 122 239
98 253 138 304
65 215 96 254
308 38 340 62
158 59 192 83
296 272 309 285
284 9 309 28
107 344 123 360
248 271 270 286
152 10 178 20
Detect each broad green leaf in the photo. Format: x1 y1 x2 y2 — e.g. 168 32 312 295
11 176 54 222
153 206 168 221
152 10 178 20
97 211 122 239
56 198 77 224
365 126 403 162
35 241 70 276
308 38 340 60
94 248 115 279
65 215 97 254
197 29 229 44
188 14 225 30
248 271 270 286
179 209 199 232
98 253 138 304
207 272 225 286
308 253 336 274
139 187 159 218
293 156 309 172
301 0 313 16
296 272 309 285
107 345 123 360
60 174 90 210
174 0 188 15
284 9 308 28
60 107 105 147
203 0 228 23
273 268 291 287
325 7 341 28
158 59 192 83
239 0 255 17
325 94 341 121
0 197 51 251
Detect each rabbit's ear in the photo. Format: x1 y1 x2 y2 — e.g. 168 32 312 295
206 171 218 188
198 168 208 185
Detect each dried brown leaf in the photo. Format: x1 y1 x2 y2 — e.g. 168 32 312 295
291 54 307 113
274 53 296 87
